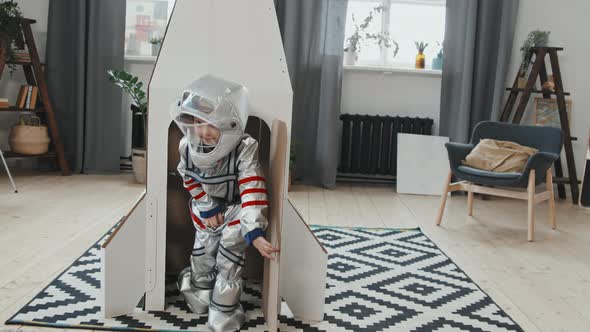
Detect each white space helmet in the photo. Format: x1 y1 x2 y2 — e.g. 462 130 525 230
171 75 249 168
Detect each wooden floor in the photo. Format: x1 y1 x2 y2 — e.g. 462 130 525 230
1 174 589 331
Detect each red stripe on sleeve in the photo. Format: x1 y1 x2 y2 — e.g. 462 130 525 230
242 200 269 208
194 191 206 200
184 178 195 185
228 220 241 227
238 176 266 186
240 188 268 196
186 183 202 191
190 210 206 229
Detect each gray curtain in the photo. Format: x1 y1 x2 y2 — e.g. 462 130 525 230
275 0 348 189
439 0 519 143
46 0 126 173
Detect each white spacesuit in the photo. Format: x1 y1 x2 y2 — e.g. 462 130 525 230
171 75 268 332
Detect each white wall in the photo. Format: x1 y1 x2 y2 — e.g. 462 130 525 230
341 67 442 135
0 0 50 165
507 0 590 179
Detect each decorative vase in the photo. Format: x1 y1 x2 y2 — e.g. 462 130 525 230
432 55 443 70
132 148 147 184
343 49 358 66
132 111 147 149
415 51 426 69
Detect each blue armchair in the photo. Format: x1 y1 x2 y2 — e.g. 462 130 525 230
435 121 562 241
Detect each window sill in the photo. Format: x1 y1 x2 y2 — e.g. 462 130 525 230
124 55 157 63
343 65 442 77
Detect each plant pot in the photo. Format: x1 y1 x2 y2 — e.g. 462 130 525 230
8 117 50 155
343 50 358 66
132 148 147 184
517 77 527 89
432 56 443 70
151 43 161 56
415 51 426 69
132 111 147 149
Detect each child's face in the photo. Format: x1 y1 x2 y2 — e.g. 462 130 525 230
189 117 220 146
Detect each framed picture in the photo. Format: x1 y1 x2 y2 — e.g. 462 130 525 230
534 97 573 128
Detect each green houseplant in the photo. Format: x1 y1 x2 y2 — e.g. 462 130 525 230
0 0 24 74
107 69 148 183
518 30 550 86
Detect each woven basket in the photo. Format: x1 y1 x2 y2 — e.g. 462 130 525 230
9 116 50 155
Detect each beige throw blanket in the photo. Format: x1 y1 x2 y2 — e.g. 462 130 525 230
462 139 538 173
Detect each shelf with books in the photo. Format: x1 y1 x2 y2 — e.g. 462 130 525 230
3 150 56 159
0 106 44 112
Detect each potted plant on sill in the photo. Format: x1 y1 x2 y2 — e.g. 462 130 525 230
0 0 24 75
414 41 428 69
107 69 148 184
149 35 163 56
517 30 550 88
344 6 399 65
432 41 443 70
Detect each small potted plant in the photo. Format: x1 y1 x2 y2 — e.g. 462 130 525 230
0 0 24 75
107 69 148 184
149 34 163 56
344 6 398 65
517 30 550 88
414 41 428 69
343 13 365 65
432 41 443 70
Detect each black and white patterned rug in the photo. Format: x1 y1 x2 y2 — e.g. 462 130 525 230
6 226 523 332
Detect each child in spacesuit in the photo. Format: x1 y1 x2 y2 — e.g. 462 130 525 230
171 75 279 332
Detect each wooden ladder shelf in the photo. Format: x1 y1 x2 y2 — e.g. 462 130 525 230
0 18 70 175
500 46 578 203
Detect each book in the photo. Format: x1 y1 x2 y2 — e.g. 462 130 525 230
30 86 38 109
16 85 27 108
25 85 33 109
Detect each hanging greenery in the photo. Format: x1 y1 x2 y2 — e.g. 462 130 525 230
518 30 550 78
345 5 399 58
0 0 24 74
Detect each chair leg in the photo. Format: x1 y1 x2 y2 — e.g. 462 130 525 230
0 149 18 193
547 168 556 229
527 170 536 242
467 190 474 217
436 171 453 226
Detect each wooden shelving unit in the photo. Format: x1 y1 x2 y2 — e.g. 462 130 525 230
0 18 70 175
500 46 578 203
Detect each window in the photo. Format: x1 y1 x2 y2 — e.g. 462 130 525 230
125 0 176 57
344 0 446 69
